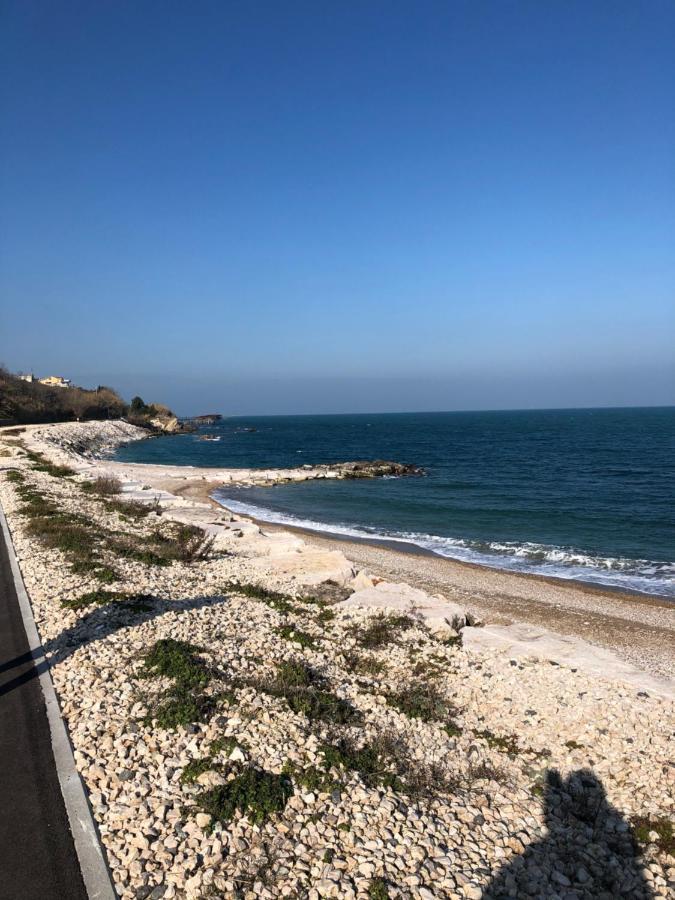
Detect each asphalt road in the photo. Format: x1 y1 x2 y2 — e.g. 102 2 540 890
0 523 87 900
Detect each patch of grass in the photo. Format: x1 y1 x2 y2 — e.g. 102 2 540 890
141 639 219 729
252 659 361 725
342 650 386 677
564 739 584 751
149 684 217 729
61 589 152 611
350 613 414 649
320 736 403 793
90 565 118 583
5 469 25 483
281 759 337 794
181 757 218 785
315 607 336 625
412 653 450 679
475 730 521 758
386 681 456 724
223 581 299 614
142 638 211 686
108 523 212 567
323 849 334 864
368 878 390 899
209 735 247 757
25 449 75 477
275 624 317 649
631 816 674 855
81 475 121 496
195 767 293 826
106 497 158 519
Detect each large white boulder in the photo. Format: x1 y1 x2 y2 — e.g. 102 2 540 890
461 623 675 700
340 580 471 633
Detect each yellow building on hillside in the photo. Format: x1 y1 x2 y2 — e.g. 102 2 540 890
38 375 72 388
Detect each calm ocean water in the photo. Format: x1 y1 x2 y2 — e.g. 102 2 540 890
114 408 675 598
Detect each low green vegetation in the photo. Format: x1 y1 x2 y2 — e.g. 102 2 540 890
320 737 404 792
222 581 299 614
81 475 121 496
275 624 317 649
61 589 152 611
180 757 218 785
475 729 530 758
195 767 293 826
142 638 211 686
342 650 386 677
111 523 213 566
251 659 361 725
386 680 456 723
350 613 414 649
368 878 390 899
106 497 158 519
24 449 75 478
141 638 219 730
631 816 674 855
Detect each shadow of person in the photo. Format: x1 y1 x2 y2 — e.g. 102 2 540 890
483 769 653 899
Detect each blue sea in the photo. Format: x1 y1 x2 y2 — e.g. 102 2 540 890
114 408 675 598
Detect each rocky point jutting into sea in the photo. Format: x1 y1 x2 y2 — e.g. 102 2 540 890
0 419 673 899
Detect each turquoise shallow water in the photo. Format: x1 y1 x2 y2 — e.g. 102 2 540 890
114 408 675 598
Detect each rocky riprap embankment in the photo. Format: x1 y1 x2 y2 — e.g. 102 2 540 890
25 420 149 460
0 430 673 900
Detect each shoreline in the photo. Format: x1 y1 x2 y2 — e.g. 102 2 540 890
1 419 673 898
213 500 675 679
10 420 675 678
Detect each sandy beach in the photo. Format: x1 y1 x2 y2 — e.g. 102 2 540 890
138 458 675 679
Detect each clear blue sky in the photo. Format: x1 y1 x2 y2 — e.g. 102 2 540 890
1 1 673 415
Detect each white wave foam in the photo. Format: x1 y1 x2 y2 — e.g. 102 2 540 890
213 493 675 599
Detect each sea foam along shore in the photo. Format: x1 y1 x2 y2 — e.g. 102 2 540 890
0 420 673 899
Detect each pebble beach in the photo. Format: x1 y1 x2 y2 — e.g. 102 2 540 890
0 420 673 899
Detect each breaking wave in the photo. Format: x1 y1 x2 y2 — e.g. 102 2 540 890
213 492 675 599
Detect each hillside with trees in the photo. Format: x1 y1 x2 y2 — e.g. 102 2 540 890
0 369 178 428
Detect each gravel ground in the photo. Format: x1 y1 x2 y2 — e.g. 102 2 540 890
0 425 673 899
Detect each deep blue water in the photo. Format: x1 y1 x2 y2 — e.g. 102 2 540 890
114 408 675 597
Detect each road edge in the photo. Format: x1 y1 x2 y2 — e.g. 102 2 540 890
0 500 117 900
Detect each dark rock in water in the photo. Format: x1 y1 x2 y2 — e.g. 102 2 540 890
338 460 424 479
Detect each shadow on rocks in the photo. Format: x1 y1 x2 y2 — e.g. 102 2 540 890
0 593 229 697
484 769 654 899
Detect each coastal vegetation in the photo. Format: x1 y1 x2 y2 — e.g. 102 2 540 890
0 368 181 431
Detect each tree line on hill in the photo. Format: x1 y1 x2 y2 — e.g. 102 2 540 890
0 368 174 427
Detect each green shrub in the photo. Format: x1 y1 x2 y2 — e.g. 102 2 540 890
25 449 75 477
275 624 317 649
351 613 414 649
368 878 390 900
631 816 674 855
81 475 121 496
386 681 456 723
141 638 210 686
195 767 293 825
61 589 152 611
251 659 361 725
342 650 385 677
222 581 298 614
